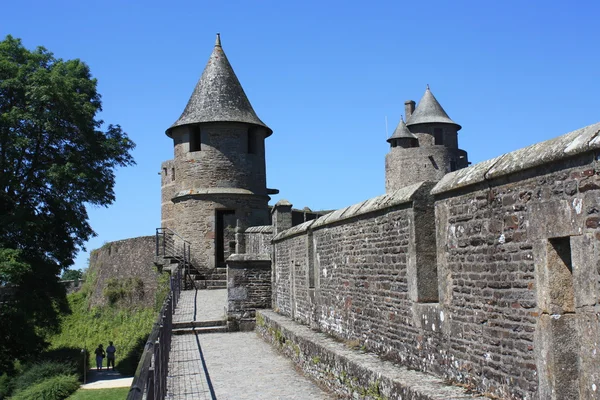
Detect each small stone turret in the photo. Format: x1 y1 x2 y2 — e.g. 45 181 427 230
387 117 418 149
161 34 272 269
385 86 469 192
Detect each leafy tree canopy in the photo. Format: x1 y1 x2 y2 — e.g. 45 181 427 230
0 35 135 371
60 268 83 281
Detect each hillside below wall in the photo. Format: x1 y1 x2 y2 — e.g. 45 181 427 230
88 236 159 308
271 123 600 400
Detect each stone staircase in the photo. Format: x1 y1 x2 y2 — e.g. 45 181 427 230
154 228 227 290
190 266 227 290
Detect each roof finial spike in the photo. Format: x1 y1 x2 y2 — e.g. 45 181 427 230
426 83 430 90
215 33 221 47
401 115 404 122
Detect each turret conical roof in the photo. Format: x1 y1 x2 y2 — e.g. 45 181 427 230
406 86 461 130
166 34 272 137
387 117 417 143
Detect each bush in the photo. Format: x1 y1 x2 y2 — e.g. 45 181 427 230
103 277 145 306
42 347 89 381
0 373 14 400
10 374 79 400
12 361 77 394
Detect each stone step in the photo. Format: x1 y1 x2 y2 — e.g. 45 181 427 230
206 280 227 289
209 273 227 280
172 319 227 330
172 325 228 335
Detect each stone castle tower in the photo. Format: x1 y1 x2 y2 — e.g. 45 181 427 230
161 34 274 269
385 86 469 191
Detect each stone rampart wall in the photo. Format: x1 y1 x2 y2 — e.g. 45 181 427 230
88 236 159 308
271 123 600 400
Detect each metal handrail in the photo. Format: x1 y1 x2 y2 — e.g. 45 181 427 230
127 229 189 400
156 228 195 289
127 290 174 400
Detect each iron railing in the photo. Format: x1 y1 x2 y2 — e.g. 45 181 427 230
155 228 195 289
127 230 188 400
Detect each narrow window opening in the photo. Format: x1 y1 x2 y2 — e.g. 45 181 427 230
216 210 236 267
190 125 201 152
434 128 443 145
248 128 257 154
308 230 315 289
539 236 580 398
171 168 175 181
547 236 574 313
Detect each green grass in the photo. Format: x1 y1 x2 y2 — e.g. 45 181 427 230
66 387 130 399
47 268 169 376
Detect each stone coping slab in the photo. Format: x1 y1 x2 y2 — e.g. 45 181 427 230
257 310 482 399
173 187 269 200
227 253 271 263
432 122 600 195
244 225 273 233
273 182 425 242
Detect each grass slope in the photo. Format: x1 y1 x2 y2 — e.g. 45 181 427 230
48 270 169 375
67 387 130 399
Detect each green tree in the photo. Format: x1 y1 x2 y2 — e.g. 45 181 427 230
0 35 135 371
60 268 83 281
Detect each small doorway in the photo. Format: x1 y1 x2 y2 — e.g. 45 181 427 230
215 210 236 267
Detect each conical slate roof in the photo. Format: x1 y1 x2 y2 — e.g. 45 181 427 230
166 34 272 137
387 117 417 143
406 87 461 130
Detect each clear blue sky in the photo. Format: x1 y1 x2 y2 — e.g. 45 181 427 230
2 1 599 270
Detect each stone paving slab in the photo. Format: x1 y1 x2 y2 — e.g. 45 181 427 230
173 289 227 324
167 334 213 400
166 332 333 400
199 332 333 400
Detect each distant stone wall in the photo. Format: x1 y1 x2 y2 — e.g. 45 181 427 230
88 236 159 308
243 225 272 255
271 123 600 400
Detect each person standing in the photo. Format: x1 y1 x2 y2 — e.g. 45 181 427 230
106 341 116 371
94 344 105 371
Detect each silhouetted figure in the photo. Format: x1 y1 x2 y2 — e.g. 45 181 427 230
94 344 105 371
106 341 116 371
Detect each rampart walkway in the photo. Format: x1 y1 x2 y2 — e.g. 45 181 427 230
166 289 332 400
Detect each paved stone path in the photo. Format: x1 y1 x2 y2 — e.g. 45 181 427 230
167 332 332 400
80 369 133 389
173 289 227 324
166 289 332 399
